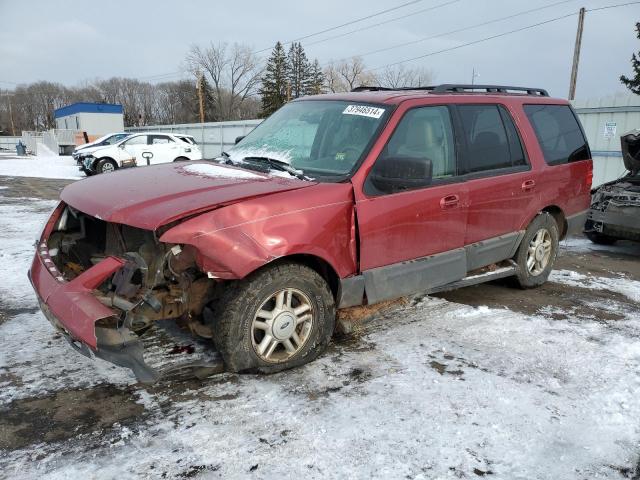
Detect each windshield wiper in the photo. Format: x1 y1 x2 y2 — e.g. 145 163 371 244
242 156 309 181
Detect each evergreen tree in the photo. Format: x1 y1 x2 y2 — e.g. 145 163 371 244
620 22 640 95
307 59 326 95
287 42 311 99
260 42 288 117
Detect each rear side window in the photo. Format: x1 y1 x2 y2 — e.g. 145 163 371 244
457 104 526 173
523 104 590 165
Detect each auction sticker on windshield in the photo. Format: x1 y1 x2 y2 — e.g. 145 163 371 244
342 105 386 119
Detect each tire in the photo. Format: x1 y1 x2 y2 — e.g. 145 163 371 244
173 156 189 162
81 168 94 177
96 158 117 174
585 231 617 245
210 262 335 374
513 213 559 289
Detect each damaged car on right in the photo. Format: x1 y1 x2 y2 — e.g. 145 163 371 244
585 130 640 244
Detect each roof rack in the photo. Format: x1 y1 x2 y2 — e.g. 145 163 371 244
351 84 549 96
432 84 549 96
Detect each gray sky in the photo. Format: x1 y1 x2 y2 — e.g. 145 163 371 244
0 0 638 100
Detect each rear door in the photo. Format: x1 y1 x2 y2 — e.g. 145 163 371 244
356 104 469 302
148 135 178 164
454 104 534 269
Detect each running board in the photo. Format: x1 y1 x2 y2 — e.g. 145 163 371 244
428 262 518 295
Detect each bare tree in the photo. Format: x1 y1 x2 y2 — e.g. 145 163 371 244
186 42 262 121
323 57 377 92
374 65 435 89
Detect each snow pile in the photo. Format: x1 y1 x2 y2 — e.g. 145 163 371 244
0 151 83 180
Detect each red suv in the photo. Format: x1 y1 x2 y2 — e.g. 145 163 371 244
29 84 593 382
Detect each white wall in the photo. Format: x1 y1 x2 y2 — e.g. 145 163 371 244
573 93 640 187
55 112 124 136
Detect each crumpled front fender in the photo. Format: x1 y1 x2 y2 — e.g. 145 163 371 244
159 183 357 280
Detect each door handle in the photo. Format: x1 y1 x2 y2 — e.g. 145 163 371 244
440 194 459 209
521 180 536 191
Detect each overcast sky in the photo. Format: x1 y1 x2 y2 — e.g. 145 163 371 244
0 0 638 100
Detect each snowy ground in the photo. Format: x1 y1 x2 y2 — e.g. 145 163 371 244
0 174 639 479
0 148 84 180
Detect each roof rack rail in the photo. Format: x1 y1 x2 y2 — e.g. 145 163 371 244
351 86 395 92
432 84 549 96
351 84 549 96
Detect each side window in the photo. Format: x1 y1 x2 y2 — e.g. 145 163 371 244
150 135 173 144
367 106 456 195
523 104 590 165
123 135 147 146
458 104 525 173
389 106 456 177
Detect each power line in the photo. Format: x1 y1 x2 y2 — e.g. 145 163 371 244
371 12 578 71
587 0 640 10
254 0 426 53
329 0 576 64
304 0 461 48
138 1 430 81
370 0 640 72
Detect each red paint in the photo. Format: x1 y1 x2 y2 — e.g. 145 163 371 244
30 253 125 348
61 161 315 230
31 90 592 353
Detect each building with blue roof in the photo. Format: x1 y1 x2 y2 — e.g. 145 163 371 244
54 102 124 140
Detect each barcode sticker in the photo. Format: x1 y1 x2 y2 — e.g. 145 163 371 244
342 105 386 119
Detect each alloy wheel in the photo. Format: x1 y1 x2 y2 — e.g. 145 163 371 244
251 288 314 363
526 228 552 276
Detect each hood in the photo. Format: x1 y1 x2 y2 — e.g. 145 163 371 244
621 129 640 175
61 161 316 230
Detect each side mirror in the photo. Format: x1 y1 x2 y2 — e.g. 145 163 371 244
142 151 153 165
118 144 125 149
235 135 245 145
369 156 433 194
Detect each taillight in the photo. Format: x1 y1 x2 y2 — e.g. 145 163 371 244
585 162 593 190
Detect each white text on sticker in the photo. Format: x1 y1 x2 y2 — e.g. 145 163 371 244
342 105 386 119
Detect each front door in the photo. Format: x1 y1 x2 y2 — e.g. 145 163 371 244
121 134 148 165
356 105 468 303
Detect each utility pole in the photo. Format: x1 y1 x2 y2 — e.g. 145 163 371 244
6 93 16 136
568 7 586 101
196 73 205 123
471 68 480 85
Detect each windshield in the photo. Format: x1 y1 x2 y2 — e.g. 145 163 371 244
226 100 390 178
107 133 128 144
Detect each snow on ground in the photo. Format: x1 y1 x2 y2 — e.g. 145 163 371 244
0 147 83 180
0 196 57 309
0 189 639 479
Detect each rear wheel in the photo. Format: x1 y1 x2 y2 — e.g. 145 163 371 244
513 213 559 289
585 231 617 245
96 158 117 174
211 262 335 374
173 156 189 162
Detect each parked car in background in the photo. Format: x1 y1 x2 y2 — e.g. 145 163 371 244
31 84 592 382
73 133 129 164
585 129 640 244
80 132 203 175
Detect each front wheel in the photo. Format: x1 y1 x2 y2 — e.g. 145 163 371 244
173 156 189 162
513 213 559 289
211 262 336 374
96 158 117 174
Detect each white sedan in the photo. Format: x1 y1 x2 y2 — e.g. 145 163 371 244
79 132 203 175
